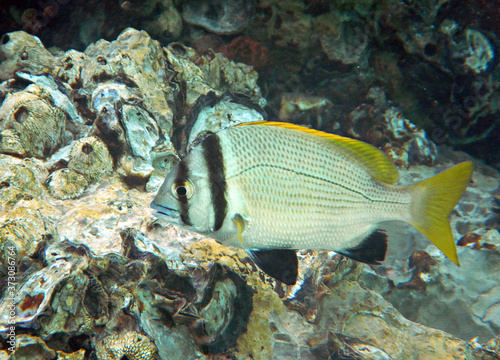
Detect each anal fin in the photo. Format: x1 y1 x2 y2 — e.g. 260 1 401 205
337 229 387 265
246 249 298 285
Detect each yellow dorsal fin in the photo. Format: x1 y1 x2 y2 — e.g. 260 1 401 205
238 121 400 184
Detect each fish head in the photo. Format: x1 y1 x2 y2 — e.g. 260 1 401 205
150 147 215 234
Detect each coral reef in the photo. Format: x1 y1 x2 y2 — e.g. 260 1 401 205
0 5 499 359
1 155 498 359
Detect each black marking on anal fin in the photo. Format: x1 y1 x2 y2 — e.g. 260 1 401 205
246 249 298 285
337 229 388 265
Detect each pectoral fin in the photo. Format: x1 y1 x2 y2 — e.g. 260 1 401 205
246 249 298 285
232 214 246 246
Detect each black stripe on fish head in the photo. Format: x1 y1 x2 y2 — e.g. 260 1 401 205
176 160 193 226
201 133 227 232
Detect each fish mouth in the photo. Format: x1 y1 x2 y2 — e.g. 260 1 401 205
150 201 180 219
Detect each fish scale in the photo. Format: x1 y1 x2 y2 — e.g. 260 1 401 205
219 125 412 250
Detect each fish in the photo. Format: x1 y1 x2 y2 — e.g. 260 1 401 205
151 121 473 285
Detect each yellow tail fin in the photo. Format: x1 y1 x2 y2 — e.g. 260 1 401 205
409 161 473 265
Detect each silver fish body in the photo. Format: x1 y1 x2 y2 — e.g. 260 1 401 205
151 122 473 284
211 124 410 250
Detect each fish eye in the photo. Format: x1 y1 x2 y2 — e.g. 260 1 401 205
171 179 194 200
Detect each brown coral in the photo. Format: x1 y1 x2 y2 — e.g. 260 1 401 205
219 36 269 70
397 251 437 292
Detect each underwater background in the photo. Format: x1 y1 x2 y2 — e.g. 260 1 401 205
0 0 499 359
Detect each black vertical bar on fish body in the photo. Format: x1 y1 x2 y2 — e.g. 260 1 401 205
201 133 227 232
176 161 193 226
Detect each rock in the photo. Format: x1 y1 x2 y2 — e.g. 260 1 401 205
0 31 55 81
82 28 175 135
55 49 89 88
320 19 369 66
0 84 66 158
8 335 56 360
142 3 183 43
346 88 438 167
182 0 256 35
186 92 266 153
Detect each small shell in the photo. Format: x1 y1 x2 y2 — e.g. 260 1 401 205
21 157 49 184
0 163 46 203
0 85 66 158
0 241 88 329
15 72 88 138
121 104 159 161
0 129 26 157
45 168 88 200
95 332 157 360
83 270 109 325
68 136 113 182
